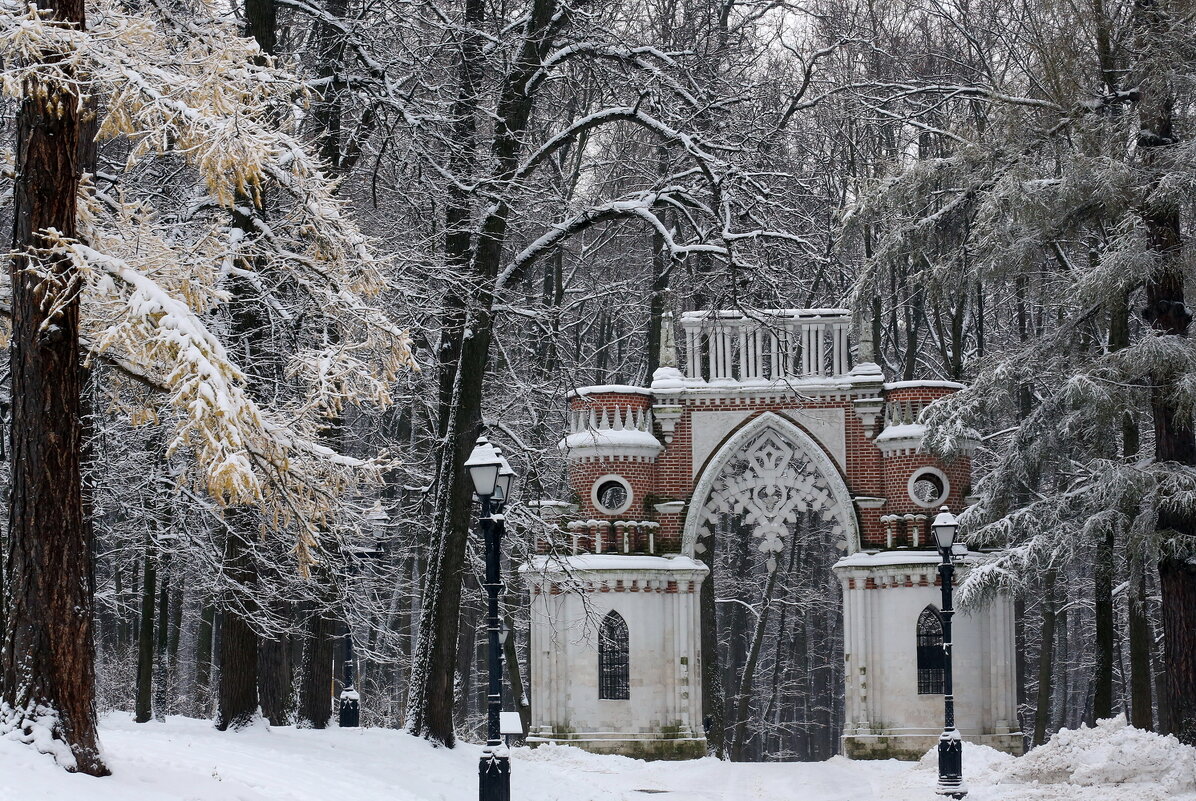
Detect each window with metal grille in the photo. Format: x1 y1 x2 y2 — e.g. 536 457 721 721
917 606 946 694
598 611 630 700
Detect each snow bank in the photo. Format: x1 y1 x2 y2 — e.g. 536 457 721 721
3 712 1193 801
999 716 1196 794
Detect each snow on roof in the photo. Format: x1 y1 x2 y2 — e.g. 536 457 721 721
566 384 653 398
875 423 926 443
559 428 663 456
678 308 850 320
834 550 946 569
521 554 707 574
883 380 965 391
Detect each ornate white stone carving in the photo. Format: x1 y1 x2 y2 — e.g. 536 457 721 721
689 417 853 571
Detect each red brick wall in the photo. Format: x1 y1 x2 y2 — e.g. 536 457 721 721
563 382 970 554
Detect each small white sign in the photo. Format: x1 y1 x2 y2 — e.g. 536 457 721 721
499 712 524 735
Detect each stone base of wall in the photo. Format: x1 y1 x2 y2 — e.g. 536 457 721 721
526 735 708 761
843 732 1025 761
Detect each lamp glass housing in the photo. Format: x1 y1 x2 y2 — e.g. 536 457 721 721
496 454 515 503
466 439 502 497
931 506 958 552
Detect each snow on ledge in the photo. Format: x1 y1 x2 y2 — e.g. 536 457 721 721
884 380 965 391
566 384 653 399
875 423 926 443
522 554 707 574
834 550 946 569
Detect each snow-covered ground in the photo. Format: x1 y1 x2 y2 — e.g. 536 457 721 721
3 714 1193 801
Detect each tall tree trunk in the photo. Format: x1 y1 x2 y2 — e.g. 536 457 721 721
1129 566 1155 729
153 549 171 719
213 0 278 732
297 609 335 728
258 627 293 727
1136 0 1196 745
195 604 215 717
134 535 157 723
502 611 530 741
215 516 258 730
699 532 725 756
1 0 107 775
1032 571 1057 747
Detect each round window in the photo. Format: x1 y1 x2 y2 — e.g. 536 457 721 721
591 475 633 515
907 468 949 508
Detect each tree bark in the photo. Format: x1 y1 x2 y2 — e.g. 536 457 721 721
1 0 107 775
1129 566 1155 729
215 511 259 730
258 628 293 727
699 527 724 756
195 604 215 717
1135 0 1196 745
502 611 530 741
134 535 157 723
297 608 335 728
1032 571 1057 747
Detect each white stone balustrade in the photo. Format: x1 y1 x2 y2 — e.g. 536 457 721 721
679 309 852 382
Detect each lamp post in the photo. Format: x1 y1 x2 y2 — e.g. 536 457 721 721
466 437 516 801
932 506 967 799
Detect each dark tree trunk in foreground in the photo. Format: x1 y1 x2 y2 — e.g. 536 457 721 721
195 604 215 716
1 0 108 775
134 536 157 723
258 627 293 727
298 609 335 728
1092 528 1115 721
215 519 259 730
1136 0 1196 745
1032 571 1057 747
213 0 278 732
1129 569 1155 729
698 535 725 757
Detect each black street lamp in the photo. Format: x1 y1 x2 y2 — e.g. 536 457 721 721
466 437 516 801
931 506 967 799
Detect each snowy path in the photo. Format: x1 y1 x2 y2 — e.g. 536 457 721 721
2 714 1193 801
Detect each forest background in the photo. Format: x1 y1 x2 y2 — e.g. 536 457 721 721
0 0 1194 775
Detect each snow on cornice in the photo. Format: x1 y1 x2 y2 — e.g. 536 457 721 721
566 384 654 399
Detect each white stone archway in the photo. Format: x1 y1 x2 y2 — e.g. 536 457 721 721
682 411 861 559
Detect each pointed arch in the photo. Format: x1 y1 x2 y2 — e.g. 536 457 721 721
916 606 945 694
598 611 630 700
682 411 860 557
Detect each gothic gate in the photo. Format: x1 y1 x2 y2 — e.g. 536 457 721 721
523 309 1022 760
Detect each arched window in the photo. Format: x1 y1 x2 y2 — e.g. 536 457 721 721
598 611 630 700
917 606 946 694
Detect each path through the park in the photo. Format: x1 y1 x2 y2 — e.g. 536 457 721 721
1 713 1190 801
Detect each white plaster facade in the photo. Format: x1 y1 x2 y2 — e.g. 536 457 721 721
833 551 1023 758
521 555 708 759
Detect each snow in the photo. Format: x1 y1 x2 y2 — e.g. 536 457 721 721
3 713 1193 801
874 423 927 443
998 716 1196 795
883 380 966 391
559 429 663 452
523 554 706 573
834 550 946 568
565 385 655 398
